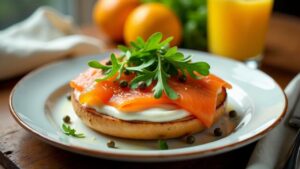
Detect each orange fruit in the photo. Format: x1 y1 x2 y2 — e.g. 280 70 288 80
93 0 140 42
124 3 182 46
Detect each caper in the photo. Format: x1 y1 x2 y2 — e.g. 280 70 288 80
213 128 222 137
186 135 195 144
178 75 187 83
107 140 116 148
138 81 147 90
105 60 112 65
229 110 237 118
119 80 128 88
66 94 71 101
124 70 131 75
63 115 71 124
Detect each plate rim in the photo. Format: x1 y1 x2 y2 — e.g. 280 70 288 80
9 50 288 161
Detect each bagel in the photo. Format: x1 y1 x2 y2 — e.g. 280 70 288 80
71 88 227 140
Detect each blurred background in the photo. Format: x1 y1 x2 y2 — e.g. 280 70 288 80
1 0 299 29
1 0 299 52
0 0 97 29
0 0 299 76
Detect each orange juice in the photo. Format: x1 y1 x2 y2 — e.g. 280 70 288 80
208 0 273 61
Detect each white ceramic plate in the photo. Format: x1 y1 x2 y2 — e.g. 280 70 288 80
10 49 287 162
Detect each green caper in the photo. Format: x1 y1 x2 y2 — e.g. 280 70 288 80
66 94 71 101
63 115 71 124
229 110 237 118
186 135 195 144
119 80 128 88
107 140 116 148
138 81 147 90
124 70 131 75
178 75 187 83
213 128 222 137
105 60 112 65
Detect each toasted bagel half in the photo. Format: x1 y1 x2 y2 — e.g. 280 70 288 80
71 88 227 140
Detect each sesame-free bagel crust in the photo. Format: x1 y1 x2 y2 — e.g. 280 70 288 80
72 88 227 140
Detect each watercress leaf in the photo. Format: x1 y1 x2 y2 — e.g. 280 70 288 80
183 55 192 62
159 37 173 47
169 52 185 61
136 37 145 47
88 60 110 70
153 82 163 99
154 57 178 100
88 32 210 100
125 50 131 60
62 124 68 133
194 62 210 69
96 54 121 81
118 45 129 52
166 63 179 76
190 62 210 76
74 133 85 138
161 73 178 99
145 32 163 50
145 77 153 86
186 66 198 79
126 58 155 72
165 46 177 57
116 63 125 80
153 70 178 100
130 41 140 49
62 124 85 138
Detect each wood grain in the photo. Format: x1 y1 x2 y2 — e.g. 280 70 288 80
0 125 255 169
263 13 300 73
0 13 299 169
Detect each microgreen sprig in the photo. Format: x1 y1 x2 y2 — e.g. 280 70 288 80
88 32 210 100
62 123 85 138
158 140 169 150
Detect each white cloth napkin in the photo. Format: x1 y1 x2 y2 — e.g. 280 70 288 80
247 73 300 169
0 7 103 80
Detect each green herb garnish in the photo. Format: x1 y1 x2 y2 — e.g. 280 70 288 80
62 124 85 138
158 140 169 150
88 32 210 100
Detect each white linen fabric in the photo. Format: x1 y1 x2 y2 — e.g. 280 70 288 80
0 7 103 80
247 73 300 169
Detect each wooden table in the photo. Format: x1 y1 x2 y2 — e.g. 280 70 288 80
0 13 299 169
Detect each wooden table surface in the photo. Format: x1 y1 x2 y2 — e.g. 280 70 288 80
0 13 299 169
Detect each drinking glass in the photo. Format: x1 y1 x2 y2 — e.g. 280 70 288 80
208 0 273 68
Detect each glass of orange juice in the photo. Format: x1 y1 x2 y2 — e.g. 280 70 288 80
208 0 273 68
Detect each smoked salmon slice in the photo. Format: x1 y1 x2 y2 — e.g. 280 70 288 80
70 68 231 127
